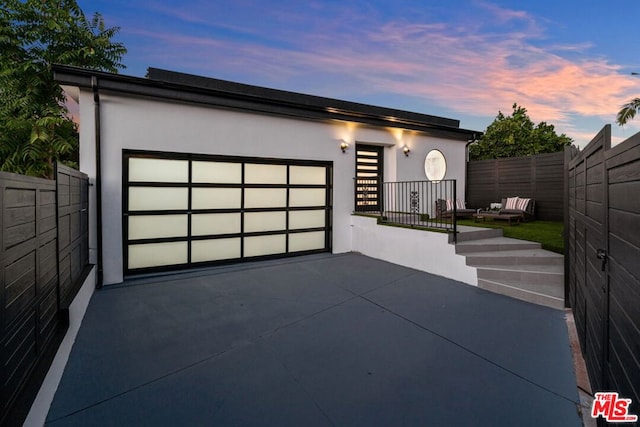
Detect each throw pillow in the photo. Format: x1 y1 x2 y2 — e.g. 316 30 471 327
505 197 519 210
456 199 466 209
516 197 530 211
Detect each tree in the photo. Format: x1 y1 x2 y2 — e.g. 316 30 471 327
469 103 573 161
616 98 640 126
0 0 126 178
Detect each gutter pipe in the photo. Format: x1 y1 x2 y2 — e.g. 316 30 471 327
91 76 104 288
464 132 480 208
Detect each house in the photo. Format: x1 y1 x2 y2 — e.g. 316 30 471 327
53 65 480 286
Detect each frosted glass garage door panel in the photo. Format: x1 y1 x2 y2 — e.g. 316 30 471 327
192 161 241 183
128 215 188 240
129 158 188 182
289 231 325 252
289 166 326 185
244 212 286 233
192 213 241 236
129 187 188 211
245 164 287 184
128 241 187 269
244 188 287 208
244 235 286 257
289 210 325 229
289 189 326 207
192 188 241 209
191 238 241 262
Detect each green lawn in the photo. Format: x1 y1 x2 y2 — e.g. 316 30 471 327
457 219 565 254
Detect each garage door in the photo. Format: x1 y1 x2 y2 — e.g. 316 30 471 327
123 151 332 275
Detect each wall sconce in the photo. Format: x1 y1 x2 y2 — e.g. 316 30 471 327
340 140 349 153
403 145 410 157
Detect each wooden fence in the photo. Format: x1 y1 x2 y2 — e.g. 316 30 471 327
467 151 565 221
0 164 89 425
566 125 640 416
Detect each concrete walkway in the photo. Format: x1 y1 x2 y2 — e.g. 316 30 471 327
45 253 582 426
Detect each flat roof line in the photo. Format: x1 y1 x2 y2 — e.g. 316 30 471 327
53 64 481 140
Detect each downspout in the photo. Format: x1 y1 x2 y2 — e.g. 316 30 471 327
464 132 478 206
92 76 104 288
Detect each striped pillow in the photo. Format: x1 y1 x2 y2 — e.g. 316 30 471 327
515 197 530 211
505 197 519 210
446 199 455 211
456 199 466 209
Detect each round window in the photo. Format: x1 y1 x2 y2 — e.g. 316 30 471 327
424 149 447 181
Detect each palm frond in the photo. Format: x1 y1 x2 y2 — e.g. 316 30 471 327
616 98 640 126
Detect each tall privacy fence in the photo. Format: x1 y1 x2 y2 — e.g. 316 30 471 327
467 151 564 221
0 163 90 425
565 125 640 416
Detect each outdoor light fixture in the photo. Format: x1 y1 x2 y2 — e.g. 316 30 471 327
403 145 410 157
340 140 349 153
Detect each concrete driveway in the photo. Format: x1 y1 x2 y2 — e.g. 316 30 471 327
45 253 582 426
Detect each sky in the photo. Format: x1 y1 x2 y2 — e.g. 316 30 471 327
76 0 640 148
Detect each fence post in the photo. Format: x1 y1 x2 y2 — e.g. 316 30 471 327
563 147 571 308
453 180 457 243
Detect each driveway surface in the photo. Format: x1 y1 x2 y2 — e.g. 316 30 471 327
46 253 582 426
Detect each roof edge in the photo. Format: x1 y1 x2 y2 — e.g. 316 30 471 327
53 64 481 140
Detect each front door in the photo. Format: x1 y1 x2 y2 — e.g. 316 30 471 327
355 144 383 212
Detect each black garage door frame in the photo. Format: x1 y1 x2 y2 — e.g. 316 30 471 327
123 150 333 276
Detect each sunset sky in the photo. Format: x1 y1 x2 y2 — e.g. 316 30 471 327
76 0 640 148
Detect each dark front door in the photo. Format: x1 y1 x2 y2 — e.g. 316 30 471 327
355 144 383 212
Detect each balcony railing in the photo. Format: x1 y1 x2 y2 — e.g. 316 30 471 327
356 178 459 241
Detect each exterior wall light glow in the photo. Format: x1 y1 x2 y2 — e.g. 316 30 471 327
340 140 349 153
403 145 410 157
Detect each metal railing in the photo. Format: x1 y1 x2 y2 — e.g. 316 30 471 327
355 178 458 240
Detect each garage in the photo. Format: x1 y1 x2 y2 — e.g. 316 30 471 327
123 150 332 275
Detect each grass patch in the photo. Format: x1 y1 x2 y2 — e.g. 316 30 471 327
457 219 564 254
378 221 448 234
351 213 450 234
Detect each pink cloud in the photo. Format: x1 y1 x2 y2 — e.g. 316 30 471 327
126 2 640 144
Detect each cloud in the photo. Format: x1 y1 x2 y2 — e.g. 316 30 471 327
124 1 640 144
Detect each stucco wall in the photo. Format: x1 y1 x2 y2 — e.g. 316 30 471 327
78 89 469 285
394 136 467 200
350 215 477 286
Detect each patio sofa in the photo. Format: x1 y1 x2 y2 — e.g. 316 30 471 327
435 199 475 220
499 197 535 221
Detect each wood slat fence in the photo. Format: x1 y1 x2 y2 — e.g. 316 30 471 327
467 151 565 221
0 163 90 425
566 125 640 417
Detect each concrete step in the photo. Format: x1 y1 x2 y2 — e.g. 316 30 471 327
478 278 565 310
455 237 541 254
450 227 503 243
464 249 564 266
476 264 564 286
454 234 565 310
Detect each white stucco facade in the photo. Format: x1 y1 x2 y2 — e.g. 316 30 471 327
350 215 477 286
68 72 474 285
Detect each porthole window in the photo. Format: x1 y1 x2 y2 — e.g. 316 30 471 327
424 149 447 181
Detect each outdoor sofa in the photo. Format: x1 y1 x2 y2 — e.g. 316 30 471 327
435 199 475 219
499 197 535 221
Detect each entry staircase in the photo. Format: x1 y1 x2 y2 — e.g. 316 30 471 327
452 227 565 310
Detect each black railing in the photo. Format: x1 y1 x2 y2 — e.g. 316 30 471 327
358 179 458 240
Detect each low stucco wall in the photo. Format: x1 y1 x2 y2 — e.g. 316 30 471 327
24 267 96 427
350 215 477 286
